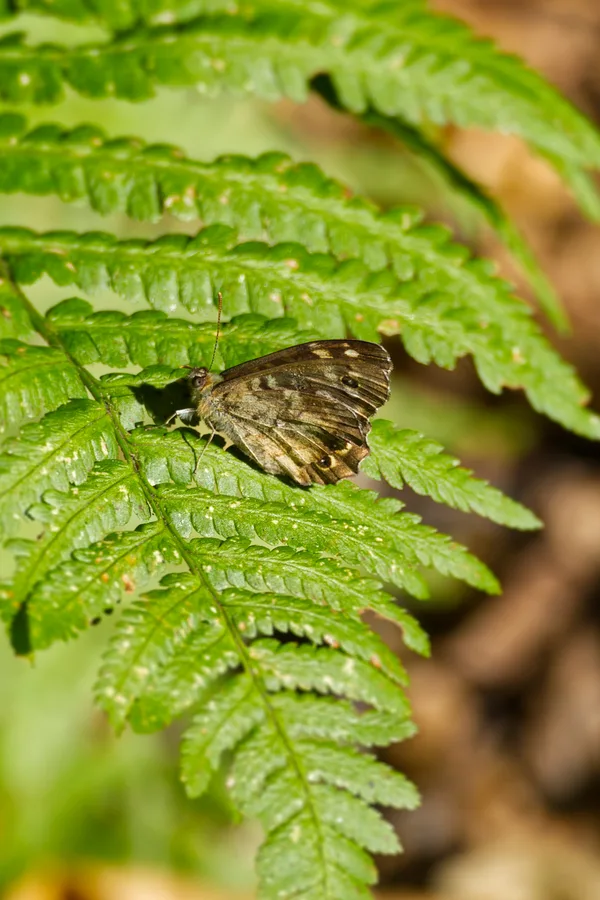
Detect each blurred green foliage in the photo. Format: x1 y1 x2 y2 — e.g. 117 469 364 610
0 625 258 890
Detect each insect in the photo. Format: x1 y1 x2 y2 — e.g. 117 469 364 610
173 298 392 486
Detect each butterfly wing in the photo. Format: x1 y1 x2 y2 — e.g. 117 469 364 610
200 340 392 485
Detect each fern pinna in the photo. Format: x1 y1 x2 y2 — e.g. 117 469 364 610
1 0 599 897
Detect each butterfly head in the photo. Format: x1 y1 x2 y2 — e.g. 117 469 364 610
188 367 209 391
188 367 223 413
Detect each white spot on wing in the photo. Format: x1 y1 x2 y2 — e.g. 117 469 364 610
345 348 359 357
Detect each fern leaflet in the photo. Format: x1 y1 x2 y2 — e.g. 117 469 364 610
1 4 599 184
364 419 541 530
0 112 565 328
1 226 598 438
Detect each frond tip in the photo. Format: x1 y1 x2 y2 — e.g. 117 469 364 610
95 565 420 899
365 419 542 530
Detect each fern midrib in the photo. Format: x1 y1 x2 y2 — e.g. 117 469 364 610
13 288 333 897
57 318 197 336
0 407 110 502
0 26 319 62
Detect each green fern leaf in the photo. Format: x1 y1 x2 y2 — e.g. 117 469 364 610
220 588 407 685
0 460 150 628
48 298 318 369
2 227 598 437
256 814 380 900
1 5 599 178
0 112 583 331
181 673 266 798
365 418 542 530
0 339 86 431
262 638 409 713
0 268 33 339
269 693 416 746
0 399 117 537
229 728 416 825
27 522 179 649
331 102 569 330
96 573 238 732
545 153 600 222
189 538 430 656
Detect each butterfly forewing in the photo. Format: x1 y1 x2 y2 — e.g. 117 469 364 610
191 340 392 486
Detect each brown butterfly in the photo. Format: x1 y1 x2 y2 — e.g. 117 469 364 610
172 300 392 485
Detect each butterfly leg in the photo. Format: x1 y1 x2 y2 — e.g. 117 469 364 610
166 407 197 426
194 426 217 475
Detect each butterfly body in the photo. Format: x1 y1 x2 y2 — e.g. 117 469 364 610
184 340 392 486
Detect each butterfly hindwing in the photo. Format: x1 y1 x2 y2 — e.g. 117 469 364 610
192 340 392 486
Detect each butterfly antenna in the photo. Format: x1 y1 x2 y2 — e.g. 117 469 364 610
208 291 223 373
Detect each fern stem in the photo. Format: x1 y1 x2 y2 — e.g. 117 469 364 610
8 275 332 896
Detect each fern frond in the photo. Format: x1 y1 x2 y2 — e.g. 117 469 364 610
2 226 598 437
0 460 150 627
327 101 568 329
27 522 179 649
0 113 565 329
0 269 33 340
0 270 571 898
1 5 599 179
131 426 498 596
0 0 428 30
189 538 430 655
48 298 317 369
0 399 117 536
365 418 541 530
267 693 416 746
250 639 409 715
0 338 87 431
96 572 240 731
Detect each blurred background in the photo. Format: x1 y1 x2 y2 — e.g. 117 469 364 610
1 0 600 898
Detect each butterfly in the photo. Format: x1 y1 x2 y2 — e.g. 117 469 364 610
173 338 392 486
